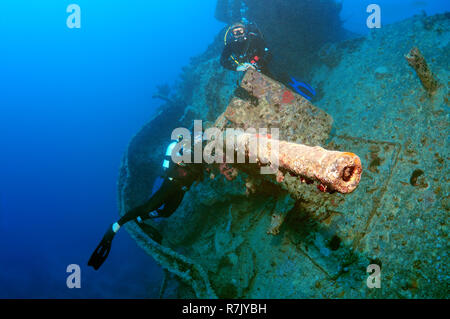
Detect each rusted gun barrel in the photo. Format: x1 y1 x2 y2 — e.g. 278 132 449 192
234 133 363 194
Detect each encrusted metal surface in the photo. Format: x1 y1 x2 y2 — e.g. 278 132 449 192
219 69 333 146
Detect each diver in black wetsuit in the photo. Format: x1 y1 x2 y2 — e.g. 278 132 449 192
220 21 272 74
88 136 204 270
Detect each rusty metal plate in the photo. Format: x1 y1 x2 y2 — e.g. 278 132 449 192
222 69 333 146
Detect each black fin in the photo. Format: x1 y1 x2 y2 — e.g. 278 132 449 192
88 225 116 270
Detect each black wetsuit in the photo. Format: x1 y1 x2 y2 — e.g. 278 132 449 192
118 162 203 225
87 152 204 270
220 23 272 74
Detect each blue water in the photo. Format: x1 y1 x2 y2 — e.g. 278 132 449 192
0 0 448 298
0 0 224 298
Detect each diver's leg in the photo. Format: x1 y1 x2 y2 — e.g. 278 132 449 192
136 183 185 244
155 188 186 218
88 180 173 270
117 179 173 225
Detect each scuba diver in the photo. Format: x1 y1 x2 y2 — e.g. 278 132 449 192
220 21 272 74
88 135 205 270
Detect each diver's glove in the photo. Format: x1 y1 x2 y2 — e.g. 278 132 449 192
236 63 255 72
88 223 118 270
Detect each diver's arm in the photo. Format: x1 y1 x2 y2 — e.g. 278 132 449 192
220 44 238 71
261 43 272 64
254 36 271 63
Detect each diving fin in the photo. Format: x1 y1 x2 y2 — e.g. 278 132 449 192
88 224 116 270
288 77 316 101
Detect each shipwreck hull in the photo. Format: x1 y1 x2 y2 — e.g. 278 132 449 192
118 13 449 299
118 69 371 298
